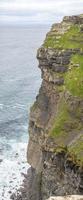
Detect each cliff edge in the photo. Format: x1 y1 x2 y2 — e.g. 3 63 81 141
13 14 83 200
27 14 83 200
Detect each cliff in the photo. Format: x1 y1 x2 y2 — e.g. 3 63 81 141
27 14 83 200
13 14 83 200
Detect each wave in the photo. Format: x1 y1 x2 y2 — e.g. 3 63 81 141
0 103 26 110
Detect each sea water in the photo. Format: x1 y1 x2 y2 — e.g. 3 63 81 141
0 24 49 199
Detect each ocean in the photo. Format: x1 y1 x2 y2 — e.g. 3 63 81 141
0 24 49 199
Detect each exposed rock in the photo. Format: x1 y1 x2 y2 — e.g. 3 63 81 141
10 167 41 200
13 14 83 200
28 15 83 200
27 14 83 200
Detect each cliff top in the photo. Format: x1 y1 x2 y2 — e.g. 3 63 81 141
44 14 83 51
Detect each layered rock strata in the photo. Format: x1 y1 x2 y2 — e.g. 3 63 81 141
27 14 83 200
13 14 83 200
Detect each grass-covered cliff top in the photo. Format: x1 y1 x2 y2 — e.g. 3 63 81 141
43 15 83 99
44 24 83 51
44 13 83 51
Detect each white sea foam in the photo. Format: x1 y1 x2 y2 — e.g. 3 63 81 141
13 103 26 109
0 104 25 109
0 141 30 200
2 78 21 82
0 25 49 200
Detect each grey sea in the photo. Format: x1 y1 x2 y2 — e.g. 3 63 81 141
0 24 49 199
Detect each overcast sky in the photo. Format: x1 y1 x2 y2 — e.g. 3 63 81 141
0 0 83 24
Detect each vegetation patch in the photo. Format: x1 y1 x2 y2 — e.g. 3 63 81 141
50 95 82 138
65 54 83 97
44 25 83 50
45 22 83 165
69 135 83 164
50 98 69 137
50 97 79 138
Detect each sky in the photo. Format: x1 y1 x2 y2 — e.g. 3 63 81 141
0 0 83 24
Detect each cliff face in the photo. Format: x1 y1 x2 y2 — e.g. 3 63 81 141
27 15 83 200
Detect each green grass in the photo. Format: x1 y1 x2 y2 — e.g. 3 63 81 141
44 22 83 165
65 54 83 97
69 135 83 164
44 25 83 50
51 98 69 137
44 24 83 97
49 53 83 163
50 93 83 137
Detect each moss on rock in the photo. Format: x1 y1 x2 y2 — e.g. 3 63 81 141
69 135 83 165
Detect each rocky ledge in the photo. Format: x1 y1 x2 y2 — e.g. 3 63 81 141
12 14 83 200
